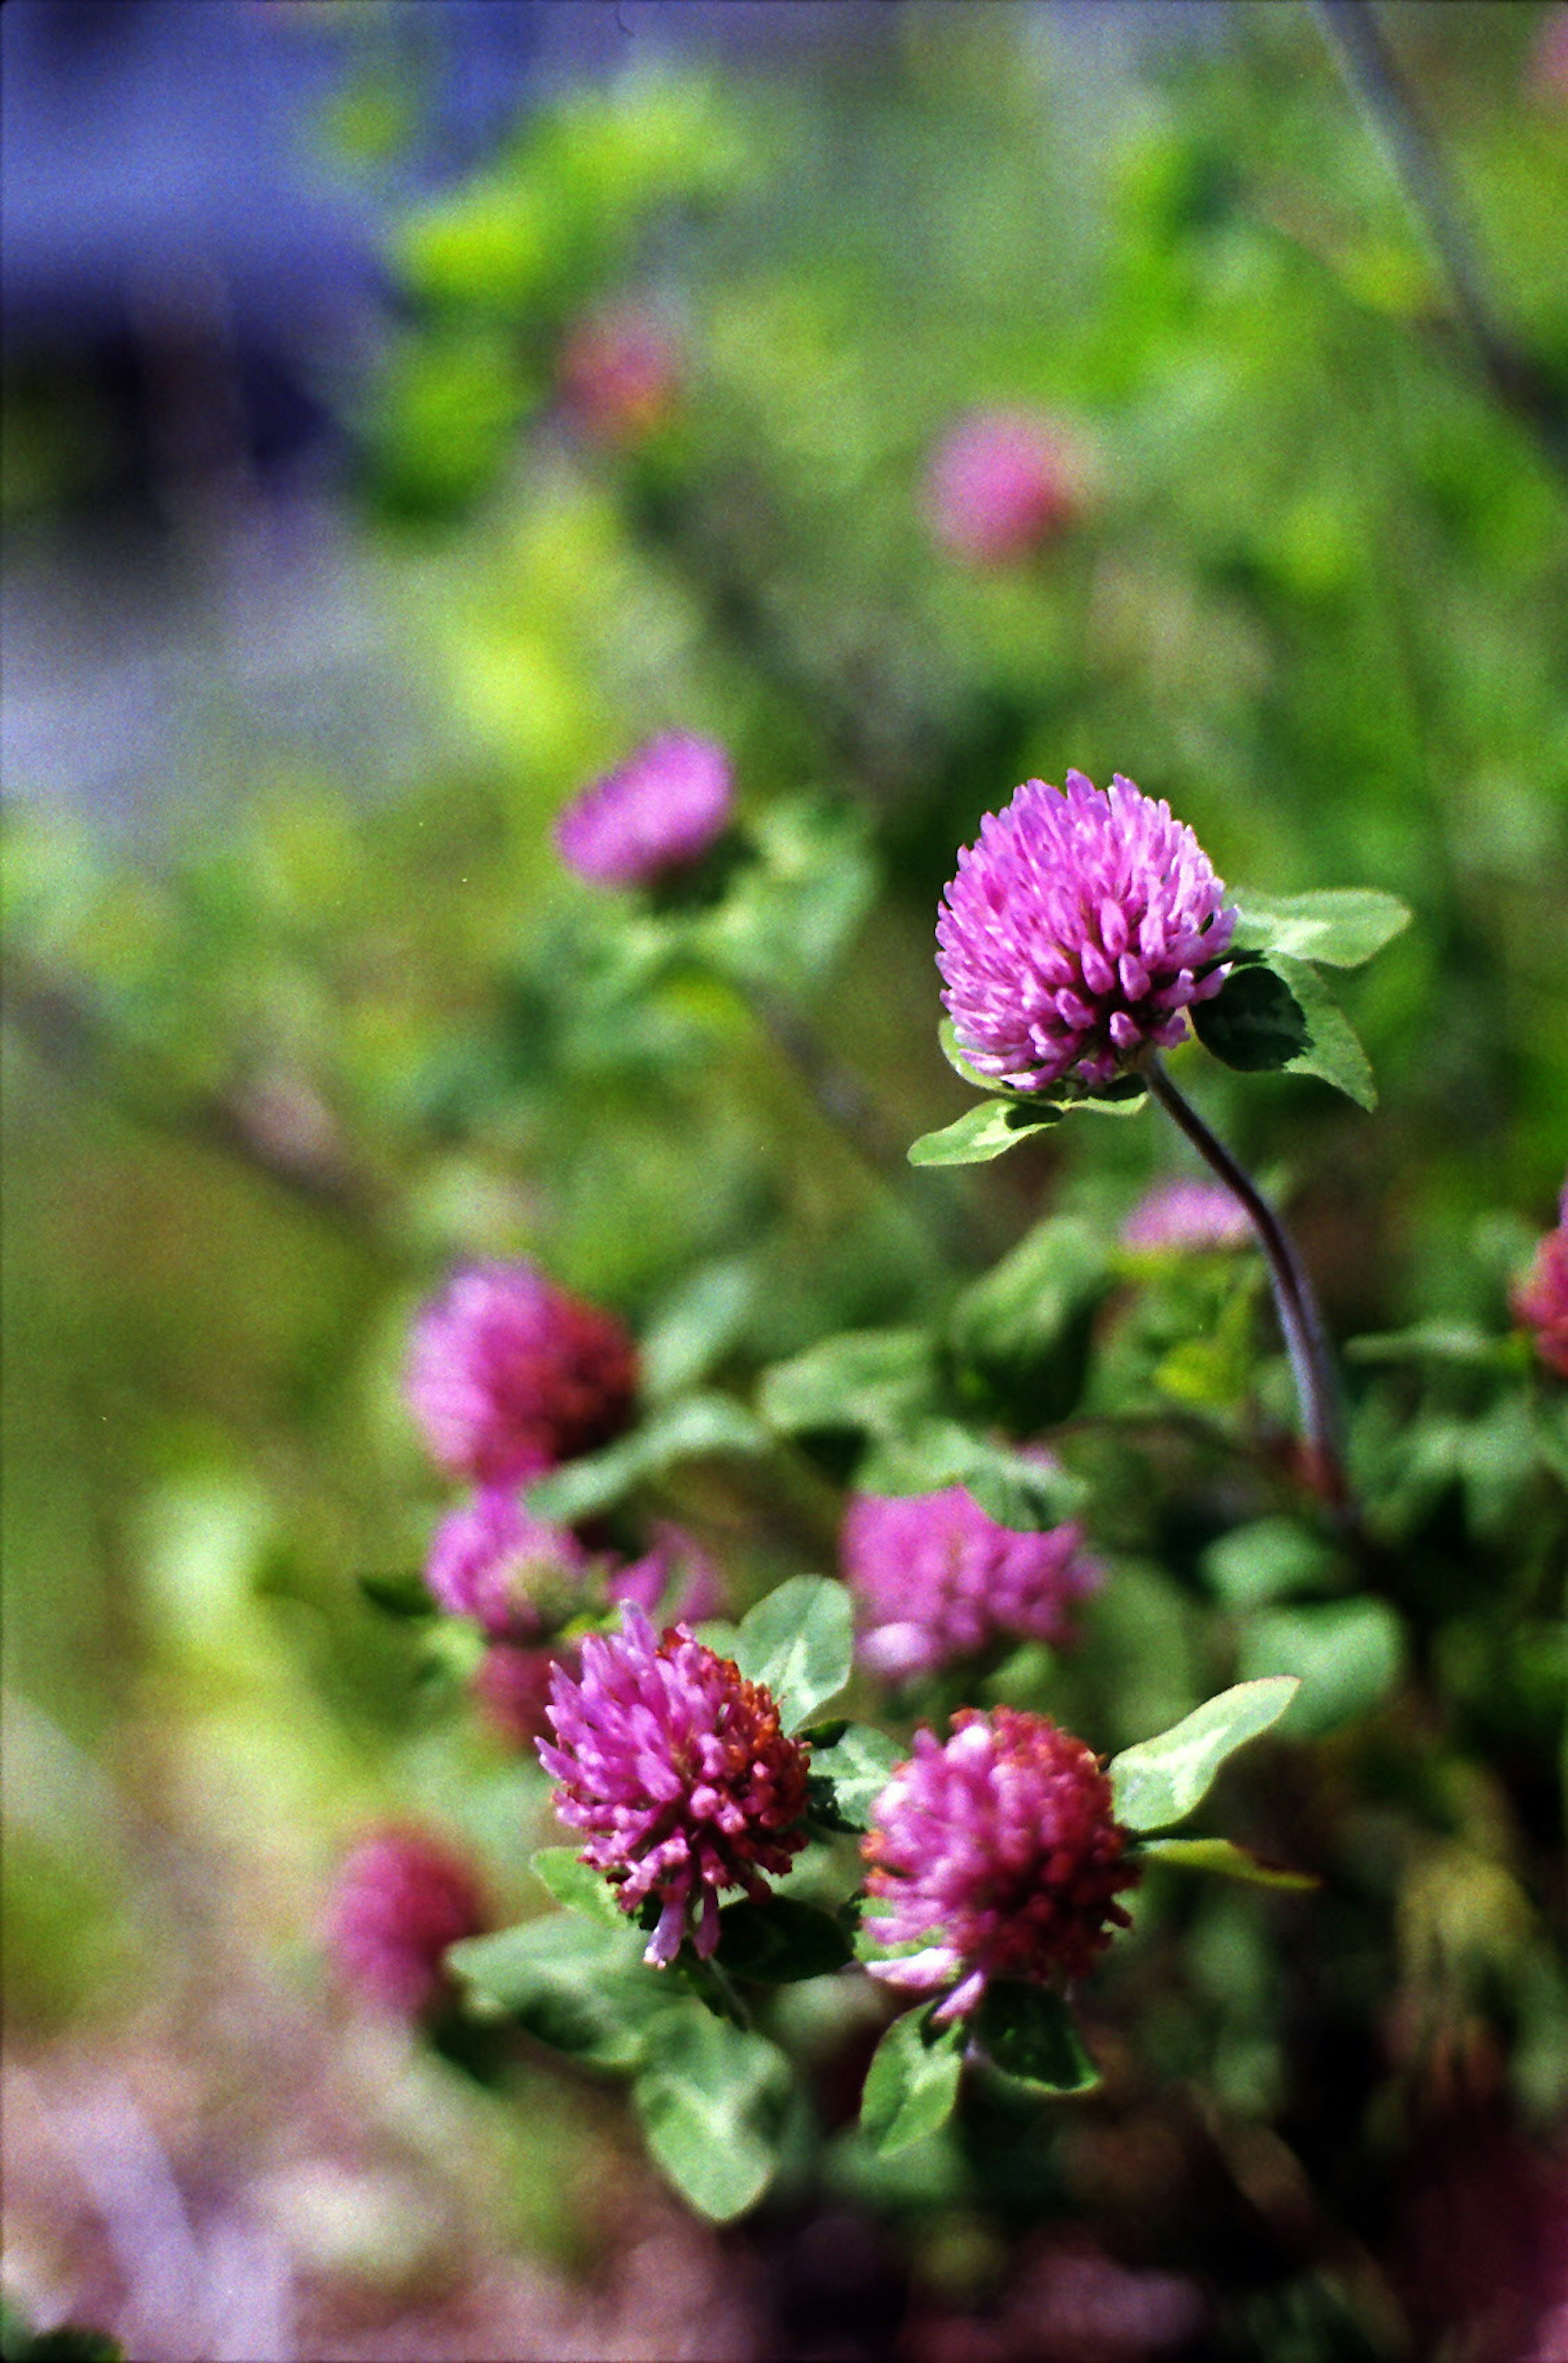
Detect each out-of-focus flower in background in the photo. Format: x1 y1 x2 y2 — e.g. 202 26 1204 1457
1512 1180 1568 1378
558 299 683 445
925 408 1089 565
555 733 735 889
325 1825 489 2020
842 1486 1101 1681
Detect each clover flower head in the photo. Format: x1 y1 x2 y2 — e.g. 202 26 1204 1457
861 1708 1139 2022
927 409 1085 566
559 302 682 445
425 1486 591 1639
326 1825 488 2019
539 1607 811 1965
1513 1180 1568 1380
1120 1177 1252 1254
555 734 733 889
842 1487 1102 1682
406 1261 638 1485
937 771 1236 1094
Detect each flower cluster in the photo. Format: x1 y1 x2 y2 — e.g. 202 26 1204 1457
326 1825 488 2020
1513 1181 1568 1379
555 734 733 889
425 1486 590 1639
927 410 1085 566
937 771 1236 1094
1120 1178 1253 1254
539 1608 811 1965
861 1708 1139 2022
841 1487 1101 1682
405 1261 638 1485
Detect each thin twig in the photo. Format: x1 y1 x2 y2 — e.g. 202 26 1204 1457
1313 0 1568 473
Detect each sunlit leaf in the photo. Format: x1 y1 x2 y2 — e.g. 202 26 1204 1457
860 2004 966 2156
731 1575 853 1730
1107 1678 1300 1832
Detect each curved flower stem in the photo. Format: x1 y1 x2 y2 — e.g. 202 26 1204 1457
1145 1057 1348 1511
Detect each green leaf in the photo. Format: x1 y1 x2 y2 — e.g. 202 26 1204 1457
1107 1678 1300 1832
526 1392 768 1522
860 2005 967 2156
639 1257 759 1404
855 1421 1086 1531
973 1982 1101 2092
757 1327 940 1445
1139 1836 1318 1890
938 1015 1002 1094
713 1895 854 1982
1201 1517 1345 1608
1236 1599 1403 1737
948 1214 1112 1430
806 1723 906 1831
632 2007 789 2221
1193 957 1376 1109
357 1571 437 1619
731 1575 854 1730
1232 888 1412 969
1345 1322 1514 1369
531 1847 627 1928
909 1098 1065 1167
697 794 878 994
447 1916 661 2070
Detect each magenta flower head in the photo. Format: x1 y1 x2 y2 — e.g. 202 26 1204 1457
937 771 1236 1094
1120 1178 1253 1254
558 302 682 445
405 1261 639 1486
861 1708 1139 2023
539 1606 811 1965
326 1825 489 2020
1513 1180 1568 1380
425 1486 591 1639
842 1488 1101 1683
555 734 733 889
927 409 1085 566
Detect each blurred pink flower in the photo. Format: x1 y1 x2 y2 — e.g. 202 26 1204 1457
1120 1176 1252 1252
406 1261 639 1485
927 409 1085 565
559 303 682 444
540 1607 811 1964
862 1708 1138 2022
842 1487 1101 1682
473 1639 566 1747
607 1522 726 1625
425 1486 591 1638
1513 1180 1568 1379
1529 6 1568 105
938 771 1235 1094
326 1826 488 2019
555 733 734 889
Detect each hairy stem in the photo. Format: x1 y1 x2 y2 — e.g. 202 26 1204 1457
1145 1057 1348 1509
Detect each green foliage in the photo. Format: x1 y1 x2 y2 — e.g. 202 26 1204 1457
860 2005 967 2157
1108 1680 1300 1833
973 1981 1101 2092
632 2006 791 2221
728 1574 854 1732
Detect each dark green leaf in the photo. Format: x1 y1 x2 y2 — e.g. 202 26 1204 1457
713 1895 854 1981
1232 888 1412 969
531 1847 627 1928
1194 957 1376 1109
447 1915 662 2069
757 1328 939 1445
731 1575 854 1730
806 1723 906 1831
357 1571 437 1619
1201 1517 1345 1608
909 1098 1065 1167
1139 1836 1318 1889
639 1257 759 1404
860 2005 966 2156
1107 1678 1300 1832
632 2006 789 2220
974 1981 1100 2092
855 1421 1085 1530
948 1215 1111 1430
526 1392 768 1521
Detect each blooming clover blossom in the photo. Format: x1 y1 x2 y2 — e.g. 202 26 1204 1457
1120 1177 1253 1254
326 1826 488 2019
927 409 1085 565
841 1487 1101 1682
555 734 733 889
861 1708 1139 2022
937 771 1236 1093
406 1262 638 1485
425 1487 591 1639
559 302 682 444
539 1607 811 1965
1513 1180 1568 1379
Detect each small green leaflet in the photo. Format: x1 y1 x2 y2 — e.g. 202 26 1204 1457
713 1895 854 1981
730 1574 854 1732
632 2005 791 2221
806 1723 905 1832
1107 1677 1300 1832
447 1915 664 2071
1193 955 1376 1109
973 1981 1100 2092
859 2004 966 2156
526 1391 768 1521
531 1846 626 1928
1139 1836 1318 1890
909 1097 1066 1166
1231 887 1412 970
